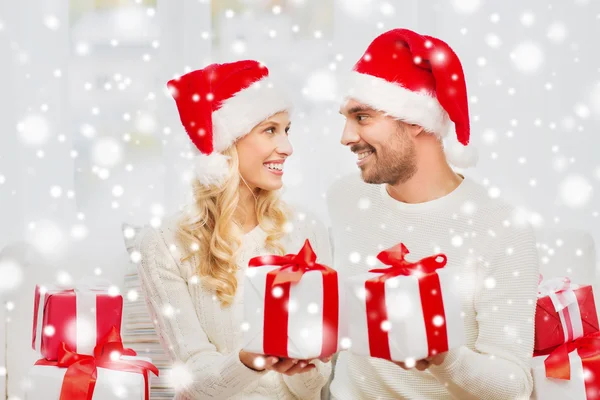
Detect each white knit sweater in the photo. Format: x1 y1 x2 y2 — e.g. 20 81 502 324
327 174 540 400
136 208 333 400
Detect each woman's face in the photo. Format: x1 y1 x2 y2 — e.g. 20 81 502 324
235 111 292 192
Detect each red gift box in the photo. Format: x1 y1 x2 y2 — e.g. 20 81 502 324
32 326 159 400
345 243 465 362
532 331 600 399
243 239 341 359
534 277 599 356
32 280 124 361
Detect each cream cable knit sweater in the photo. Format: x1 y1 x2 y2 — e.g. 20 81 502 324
136 209 333 400
327 174 540 400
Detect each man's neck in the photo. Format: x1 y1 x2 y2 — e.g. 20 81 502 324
386 161 463 205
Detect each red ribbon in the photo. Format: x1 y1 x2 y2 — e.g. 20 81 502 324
248 239 339 358
365 243 448 360
544 331 600 380
35 326 159 400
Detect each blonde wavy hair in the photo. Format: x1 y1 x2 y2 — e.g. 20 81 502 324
176 145 290 307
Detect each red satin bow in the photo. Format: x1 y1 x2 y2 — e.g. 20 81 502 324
249 239 334 286
544 331 600 380
35 326 159 400
369 243 448 278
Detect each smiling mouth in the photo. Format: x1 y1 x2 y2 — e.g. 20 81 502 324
356 149 375 166
264 162 284 175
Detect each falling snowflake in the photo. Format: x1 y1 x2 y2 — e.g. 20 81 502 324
43 15 60 30
574 103 591 119
70 224 89 240
231 39 246 55
380 2 395 16
559 175 593 208
130 250 141 263
28 220 65 256
380 320 391 331
547 22 567 43
451 235 464 247
520 11 535 26
485 34 502 48
17 115 51 146
44 325 56 337
482 129 497 145
484 277 496 289
355 287 368 301
451 0 481 14
0 259 24 293
92 137 123 168
503 325 519 338
272 286 284 298
163 304 175 317
126 289 139 302
80 123 96 138
349 252 361 263
340 337 352 349
135 113 156 134
339 0 374 18
488 187 501 199
358 197 371 210
510 42 544 73
403 357 416 368
112 185 125 197
303 70 337 102
168 363 194 391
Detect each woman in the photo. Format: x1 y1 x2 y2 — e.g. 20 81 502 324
136 60 333 399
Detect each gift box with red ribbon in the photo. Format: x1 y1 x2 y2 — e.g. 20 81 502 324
531 331 600 400
345 243 465 362
534 275 599 356
32 279 124 361
26 326 158 400
242 239 345 359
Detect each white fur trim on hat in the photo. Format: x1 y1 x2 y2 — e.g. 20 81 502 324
344 71 451 138
212 77 292 152
194 152 231 187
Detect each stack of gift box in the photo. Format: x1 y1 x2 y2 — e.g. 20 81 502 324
531 275 599 399
27 237 594 399
26 279 159 400
242 240 466 364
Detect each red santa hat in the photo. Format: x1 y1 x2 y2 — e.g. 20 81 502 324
344 28 477 168
167 60 292 186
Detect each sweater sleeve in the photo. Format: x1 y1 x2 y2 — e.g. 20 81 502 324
136 226 266 399
427 222 539 400
281 214 334 399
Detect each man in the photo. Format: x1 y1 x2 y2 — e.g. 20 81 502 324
327 28 539 399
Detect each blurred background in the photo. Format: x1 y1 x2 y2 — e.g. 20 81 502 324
0 0 599 398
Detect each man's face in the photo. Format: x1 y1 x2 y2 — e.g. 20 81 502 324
339 99 417 185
